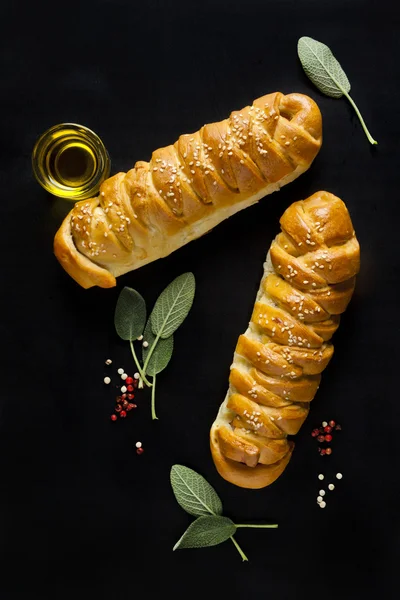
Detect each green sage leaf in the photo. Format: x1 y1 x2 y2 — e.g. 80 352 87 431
298 36 350 98
170 465 223 517
142 318 174 376
173 516 236 551
297 36 377 145
114 287 146 341
151 273 195 339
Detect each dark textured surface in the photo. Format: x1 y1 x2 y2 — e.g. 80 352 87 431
0 0 399 598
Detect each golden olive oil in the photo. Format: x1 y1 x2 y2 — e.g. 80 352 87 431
32 123 110 201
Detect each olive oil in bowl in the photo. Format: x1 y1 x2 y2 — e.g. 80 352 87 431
32 123 110 201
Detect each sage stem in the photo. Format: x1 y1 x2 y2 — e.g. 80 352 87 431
142 330 162 376
343 91 378 145
230 535 248 562
129 340 152 387
151 375 158 420
235 524 278 529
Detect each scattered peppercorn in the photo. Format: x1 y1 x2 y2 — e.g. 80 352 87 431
311 419 342 456
104 365 140 423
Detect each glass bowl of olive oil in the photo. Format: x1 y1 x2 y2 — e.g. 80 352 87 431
32 123 110 201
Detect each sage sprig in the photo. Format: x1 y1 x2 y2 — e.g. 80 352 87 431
114 273 195 420
171 465 278 562
298 36 377 145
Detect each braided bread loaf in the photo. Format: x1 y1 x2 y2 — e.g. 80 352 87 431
210 191 360 489
54 92 322 288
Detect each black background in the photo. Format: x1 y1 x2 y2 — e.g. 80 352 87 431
1 0 399 598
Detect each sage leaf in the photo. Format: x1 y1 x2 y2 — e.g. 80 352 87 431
151 273 195 339
142 318 174 376
173 516 236 551
297 36 377 145
170 465 223 517
298 36 350 98
114 287 146 341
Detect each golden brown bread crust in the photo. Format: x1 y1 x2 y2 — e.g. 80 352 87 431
54 92 322 288
211 436 294 489
210 191 360 489
54 211 116 289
